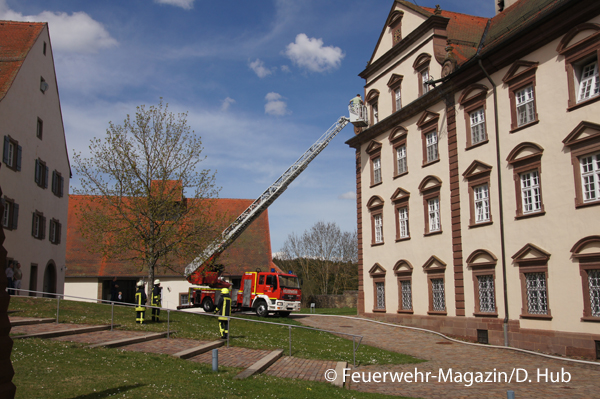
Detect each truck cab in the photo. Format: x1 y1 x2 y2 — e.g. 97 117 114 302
238 269 301 317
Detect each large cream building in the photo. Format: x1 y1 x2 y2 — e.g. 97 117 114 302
1 22 69 297
346 0 600 359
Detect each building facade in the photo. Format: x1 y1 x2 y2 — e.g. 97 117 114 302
347 0 600 359
1 21 70 297
65 195 278 309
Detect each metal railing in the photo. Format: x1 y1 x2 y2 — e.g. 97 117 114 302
7 288 364 366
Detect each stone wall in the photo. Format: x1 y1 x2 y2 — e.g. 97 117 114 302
311 290 358 308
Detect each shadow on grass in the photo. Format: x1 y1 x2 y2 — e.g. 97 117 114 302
68 384 145 399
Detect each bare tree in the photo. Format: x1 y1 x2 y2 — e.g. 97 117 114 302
72 100 222 299
275 221 357 300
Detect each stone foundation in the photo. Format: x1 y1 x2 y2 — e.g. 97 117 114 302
361 311 600 361
312 291 358 308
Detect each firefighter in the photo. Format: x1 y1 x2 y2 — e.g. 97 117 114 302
214 287 231 339
151 279 162 322
135 280 147 324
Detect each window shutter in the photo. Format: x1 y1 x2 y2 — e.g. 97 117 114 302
60 176 64 197
41 216 46 239
16 145 22 171
2 136 8 164
51 171 56 194
31 213 36 237
35 159 40 184
57 222 61 244
12 203 18 230
44 166 49 189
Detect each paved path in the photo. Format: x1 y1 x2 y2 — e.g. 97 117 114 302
292 314 600 398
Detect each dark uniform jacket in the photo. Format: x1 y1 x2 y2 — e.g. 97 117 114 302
215 294 231 318
151 285 162 306
135 288 147 310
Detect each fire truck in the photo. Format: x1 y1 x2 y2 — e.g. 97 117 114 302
180 114 357 316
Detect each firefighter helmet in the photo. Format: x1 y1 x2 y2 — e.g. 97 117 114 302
154 279 160 285
221 288 230 295
136 280 143 287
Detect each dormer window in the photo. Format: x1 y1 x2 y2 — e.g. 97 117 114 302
366 89 380 127
387 10 404 46
413 54 432 97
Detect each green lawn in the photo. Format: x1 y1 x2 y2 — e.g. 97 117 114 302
9 296 423 366
12 339 412 399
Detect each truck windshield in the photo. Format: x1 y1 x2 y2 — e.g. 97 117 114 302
279 275 300 289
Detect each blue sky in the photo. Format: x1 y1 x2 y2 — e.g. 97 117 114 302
1 0 495 253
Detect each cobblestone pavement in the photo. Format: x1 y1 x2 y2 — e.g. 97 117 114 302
293 314 600 398
264 356 338 382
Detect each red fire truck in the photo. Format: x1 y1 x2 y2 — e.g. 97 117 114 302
181 269 301 317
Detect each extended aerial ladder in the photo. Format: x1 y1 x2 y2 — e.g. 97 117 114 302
184 116 351 286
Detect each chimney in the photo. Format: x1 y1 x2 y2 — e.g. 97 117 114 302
496 0 519 15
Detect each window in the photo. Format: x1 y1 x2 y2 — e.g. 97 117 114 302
32 211 46 240
419 175 442 235
580 153 600 202
398 207 409 239
373 157 382 185
35 159 49 189
515 85 535 127
570 236 600 321
413 53 432 97
425 131 438 163
563 121 600 208
367 196 384 246
428 198 440 233
557 25 600 110
389 126 408 178
467 249 498 317
502 60 539 132
2 136 22 171
417 110 440 166
423 255 447 315
474 185 490 223
470 108 486 145
387 10 404 46
459 84 489 149
464 160 493 227
366 90 380 127
51 171 64 198
507 142 545 218
513 243 552 320
387 74 404 113
394 260 413 313
520 171 542 214
40 76 48 93
374 214 383 244
49 219 61 244
2 197 19 231
366 140 382 187
369 264 386 312
43 41 47 55
179 293 189 306
37 118 43 140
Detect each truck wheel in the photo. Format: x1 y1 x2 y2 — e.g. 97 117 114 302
255 300 269 317
202 298 214 313
278 311 291 317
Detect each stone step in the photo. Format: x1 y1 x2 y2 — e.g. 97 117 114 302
88 331 173 349
234 349 283 379
12 325 116 339
172 340 224 359
10 317 55 327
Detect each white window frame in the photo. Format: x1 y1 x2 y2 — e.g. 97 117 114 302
372 102 379 124
431 278 445 311
398 206 409 239
589 269 600 318
428 197 440 232
375 281 385 309
425 131 438 163
374 214 383 244
516 85 535 127
580 153 600 203
520 170 542 214
470 108 486 145
477 274 495 313
395 88 402 110
401 280 412 310
422 68 430 95
474 184 490 223
373 156 382 184
396 145 407 175
525 272 548 315
577 60 599 103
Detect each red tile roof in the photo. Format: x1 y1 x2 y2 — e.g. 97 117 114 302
66 195 274 278
0 21 45 101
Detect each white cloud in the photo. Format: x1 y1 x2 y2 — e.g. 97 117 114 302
284 33 344 73
221 97 236 111
280 65 291 73
154 0 194 10
249 59 273 78
338 191 356 200
0 2 117 53
264 92 290 116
